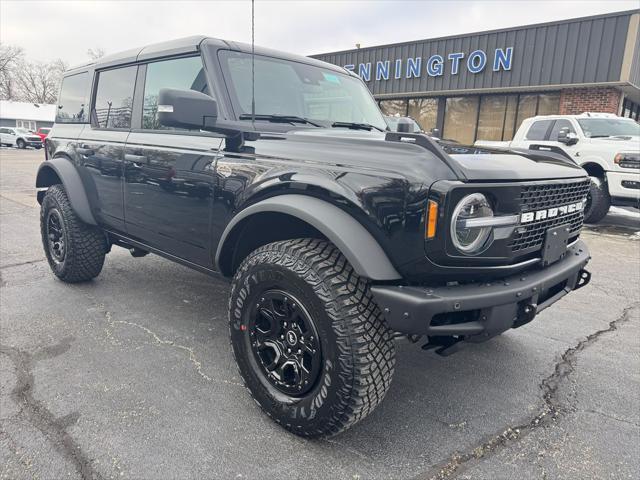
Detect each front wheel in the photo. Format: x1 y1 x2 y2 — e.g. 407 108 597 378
584 176 611 224
40 184 107 282
16 139 26 149
229 239 396 437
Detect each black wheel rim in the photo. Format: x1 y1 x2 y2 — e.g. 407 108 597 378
247 290 322 396
46 209 66 263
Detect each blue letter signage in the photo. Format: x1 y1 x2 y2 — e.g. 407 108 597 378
349 47 513 81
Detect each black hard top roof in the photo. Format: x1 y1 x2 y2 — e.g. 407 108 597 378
65 35 347 75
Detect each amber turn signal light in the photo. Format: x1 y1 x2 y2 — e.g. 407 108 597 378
426 200 438 239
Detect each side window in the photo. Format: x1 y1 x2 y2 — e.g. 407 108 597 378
142 56 209 130
93 66 137 129
525 120 554 140
549 119 576 141
57 72 89 123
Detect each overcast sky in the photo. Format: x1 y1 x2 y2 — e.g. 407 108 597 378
2 0 638 66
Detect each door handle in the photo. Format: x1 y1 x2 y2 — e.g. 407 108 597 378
77 147 94 155
124 154 147 163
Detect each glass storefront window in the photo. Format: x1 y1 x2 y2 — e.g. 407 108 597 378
502 95 518 140
477 96 507 141
377 92 561 144
537 93 560 116
379 99 407 116
443 96 479 144
408 98 438 133
515 94 538 132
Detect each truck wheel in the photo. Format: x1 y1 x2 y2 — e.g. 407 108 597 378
229 238 396 437
16 139 26 149
584 176 611 224
40 184 107 282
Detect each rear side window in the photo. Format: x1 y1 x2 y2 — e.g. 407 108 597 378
56 72 89 123
93 66 137 129
142 56 209 130
525 120 554 140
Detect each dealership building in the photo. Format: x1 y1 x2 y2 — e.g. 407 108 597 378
313 10 640 144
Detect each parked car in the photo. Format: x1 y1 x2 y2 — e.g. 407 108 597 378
384 115 423 133
0 127 43 149
475 113 640 223
37 36 592 437
36 127 51 142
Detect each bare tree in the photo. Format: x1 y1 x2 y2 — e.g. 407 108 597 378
14 58 68 104
0 43 24 100
87 47 105 60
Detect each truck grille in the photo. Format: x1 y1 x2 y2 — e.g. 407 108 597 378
509 179 591 252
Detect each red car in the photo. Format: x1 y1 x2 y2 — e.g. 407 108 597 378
36 127 51 142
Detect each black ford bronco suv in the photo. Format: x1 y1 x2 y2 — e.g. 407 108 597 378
37 36 592 437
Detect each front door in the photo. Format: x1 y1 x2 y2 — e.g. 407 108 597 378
122 55 221 267
123 133 222 266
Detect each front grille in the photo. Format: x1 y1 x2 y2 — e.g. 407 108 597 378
27 137 41 142
509 179 591 252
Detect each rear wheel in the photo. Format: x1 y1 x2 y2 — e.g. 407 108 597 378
40 184 107 282
16 139 26 149
584 176 610 224
229 238 396 437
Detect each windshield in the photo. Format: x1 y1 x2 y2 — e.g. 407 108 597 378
577 118 640 138
15 128 30 135
219 51 387 130
40 128 51 134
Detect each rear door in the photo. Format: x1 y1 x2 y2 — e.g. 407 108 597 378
78 65 138 232
123 55 222 267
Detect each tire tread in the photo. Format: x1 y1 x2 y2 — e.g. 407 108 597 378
230 238 396 437
40 184 106 283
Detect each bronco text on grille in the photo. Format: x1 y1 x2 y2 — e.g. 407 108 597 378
510 179 591 252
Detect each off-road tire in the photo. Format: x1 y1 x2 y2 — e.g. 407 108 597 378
229 238 396 437
16 139 26 149
584 176 611 224
40 184 107 282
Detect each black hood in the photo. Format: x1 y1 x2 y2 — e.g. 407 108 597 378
286 129 586 183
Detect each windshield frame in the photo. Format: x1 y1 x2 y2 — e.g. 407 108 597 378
216 49 387 130
577 117 640 138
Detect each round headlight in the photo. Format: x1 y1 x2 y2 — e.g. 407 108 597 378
450 193 494 254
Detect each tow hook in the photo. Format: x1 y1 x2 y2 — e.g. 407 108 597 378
421 336 464 356
575 269 591 290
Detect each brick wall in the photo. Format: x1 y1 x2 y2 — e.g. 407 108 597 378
559 87 622 115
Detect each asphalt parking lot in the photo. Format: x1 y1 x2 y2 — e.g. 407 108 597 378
1 148 639 480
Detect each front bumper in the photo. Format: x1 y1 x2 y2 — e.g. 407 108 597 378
608 171 640 202
371 240 591 341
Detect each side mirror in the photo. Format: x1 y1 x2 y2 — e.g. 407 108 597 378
396 118 414 133
429 128 441 138
557 128 578 146
158 88 217 131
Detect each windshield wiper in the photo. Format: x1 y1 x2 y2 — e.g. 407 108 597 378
331 121 384 132
238 114 323 127
589 135 611 138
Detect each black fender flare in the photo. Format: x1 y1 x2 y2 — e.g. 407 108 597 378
215 194 402 281
35 157 97 225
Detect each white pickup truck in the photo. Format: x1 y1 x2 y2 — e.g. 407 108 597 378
476 113 640 223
